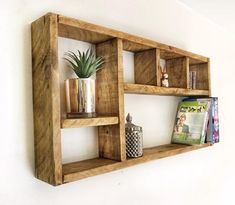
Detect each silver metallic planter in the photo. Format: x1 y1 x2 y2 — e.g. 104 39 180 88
125 113 143 158
65 78 96 117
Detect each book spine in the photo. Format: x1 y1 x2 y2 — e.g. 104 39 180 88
204 100 213 144
213 98 220 143
201 111 209 144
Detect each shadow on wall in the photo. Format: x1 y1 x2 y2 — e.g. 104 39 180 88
23 23 34 175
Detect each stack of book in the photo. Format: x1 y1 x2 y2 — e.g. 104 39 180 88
171 97 219 145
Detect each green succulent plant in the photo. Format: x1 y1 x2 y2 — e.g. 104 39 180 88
64 48 104 78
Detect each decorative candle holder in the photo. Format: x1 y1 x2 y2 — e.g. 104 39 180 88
125 113 143 158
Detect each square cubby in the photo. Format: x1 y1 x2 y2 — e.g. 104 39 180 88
122 40 159 86
189 58 209 90
160 49 188 88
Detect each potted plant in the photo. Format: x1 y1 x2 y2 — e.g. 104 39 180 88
64 48 104 117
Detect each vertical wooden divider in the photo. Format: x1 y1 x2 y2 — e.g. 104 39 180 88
156 49 161 86
134 49 159 85
31 13 62 185
185 57 190 89
208 59 212 96
96 38 126 161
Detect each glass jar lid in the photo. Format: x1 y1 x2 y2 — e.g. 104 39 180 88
125 113 142 132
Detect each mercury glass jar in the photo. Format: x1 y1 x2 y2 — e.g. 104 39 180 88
125 113 143 158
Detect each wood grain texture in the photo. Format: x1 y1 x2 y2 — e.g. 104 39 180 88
186 57 190 89
58 21 112 44
62 143 211 183
31 13 62 185
134 49 158 85
96 38 126 161
58 14 208 62
207 59 212 96
62 116 119 128
189 63 209 90
156 49 161 86
124 83 209 96
166 57 187 88
122 39 153 52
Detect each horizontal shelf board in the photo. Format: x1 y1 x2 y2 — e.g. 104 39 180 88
62 143 210 183
61 116 119 128
124 83 209 96
57 13 208 61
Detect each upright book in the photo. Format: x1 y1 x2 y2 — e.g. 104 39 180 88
212 98 219 143
172 101 209 145
182 97 219 144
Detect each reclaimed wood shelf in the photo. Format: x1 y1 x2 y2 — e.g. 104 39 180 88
63 143 211 183
61 116 119 128
31 12 212 186
124 83 209 96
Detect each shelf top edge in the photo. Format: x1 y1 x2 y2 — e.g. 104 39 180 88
34 12 209 63
124 83 210 97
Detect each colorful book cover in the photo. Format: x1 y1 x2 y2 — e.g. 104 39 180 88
183 97 213 144
182 97 219 144
212 98 219 143
206 103 214 144
172 101 209 145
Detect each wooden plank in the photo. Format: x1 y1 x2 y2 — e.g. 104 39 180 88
58 14 164 50
156 49 161 86
31 13 62 185
134 49 158 85
207 59 212 96
189 63 209 90
61 116 119 128
160 49 183 60
124 83 209 96
189 57 206 65
122 39 153 52
63 143 211 183
166 57 187 88
58 21 112 44
186 57 190 89
58 14 208 62
96 38 126 161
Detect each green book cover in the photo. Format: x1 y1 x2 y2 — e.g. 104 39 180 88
172 101 209 145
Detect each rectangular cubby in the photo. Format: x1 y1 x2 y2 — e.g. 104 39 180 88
164 56 188 88
189 58 210 91
32 12 212 186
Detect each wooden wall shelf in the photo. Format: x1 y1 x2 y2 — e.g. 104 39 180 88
31 12 211 186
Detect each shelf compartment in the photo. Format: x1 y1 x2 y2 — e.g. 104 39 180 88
189 60 209 90
164 57 188 88
62 143 211 183
124 83 209 96
61 116 119 128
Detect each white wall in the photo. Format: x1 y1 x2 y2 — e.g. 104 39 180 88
1 0 235 204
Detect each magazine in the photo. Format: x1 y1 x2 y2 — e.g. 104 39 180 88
172 101 209 145
182 97 219 144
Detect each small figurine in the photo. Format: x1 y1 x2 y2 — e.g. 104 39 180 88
161 66 169 87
